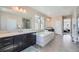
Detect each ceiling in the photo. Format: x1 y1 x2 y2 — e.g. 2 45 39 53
31 6 77 17
0 6 79 17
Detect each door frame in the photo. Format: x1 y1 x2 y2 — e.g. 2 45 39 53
62 16 72 37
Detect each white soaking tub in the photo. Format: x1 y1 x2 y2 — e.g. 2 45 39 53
36 30 54 47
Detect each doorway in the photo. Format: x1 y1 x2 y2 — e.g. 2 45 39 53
62 16 72 35
62 16 72 42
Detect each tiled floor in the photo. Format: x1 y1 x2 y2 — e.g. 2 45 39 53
22 34 79 52
34 34 79 52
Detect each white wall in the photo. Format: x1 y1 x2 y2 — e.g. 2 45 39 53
45 16 63 35
72 8 78 41
54 17 62 35
47 16 63 35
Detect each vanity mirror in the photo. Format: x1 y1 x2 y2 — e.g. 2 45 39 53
0 7 33 32
22 18 31 29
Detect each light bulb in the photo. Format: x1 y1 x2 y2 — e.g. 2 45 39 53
19 8 23 12
15 7 19 10
23 9 26 13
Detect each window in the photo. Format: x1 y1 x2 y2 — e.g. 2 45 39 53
34 15 45 31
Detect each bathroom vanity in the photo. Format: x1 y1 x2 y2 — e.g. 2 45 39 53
0 31 36 52
0 7 36 52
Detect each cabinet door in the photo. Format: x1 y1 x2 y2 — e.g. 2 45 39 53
24 33 36 45
13 35 24 52
0 37 14 52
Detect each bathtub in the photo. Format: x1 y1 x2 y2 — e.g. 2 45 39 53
36 30 54 47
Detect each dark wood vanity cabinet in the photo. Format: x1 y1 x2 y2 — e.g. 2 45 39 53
0 37 14 52
0 32 36 52
13 35 24 52
24 33 36 45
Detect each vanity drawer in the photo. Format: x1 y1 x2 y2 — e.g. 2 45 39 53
0 37 14 49
23 33 36 45
0 45 14 52
0 37 13 42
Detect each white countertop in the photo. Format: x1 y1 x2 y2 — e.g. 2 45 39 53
0 29 36 38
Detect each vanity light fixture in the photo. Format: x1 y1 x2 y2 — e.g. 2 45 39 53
12 7 26 13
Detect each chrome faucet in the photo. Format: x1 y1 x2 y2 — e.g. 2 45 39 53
17 25 23 32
